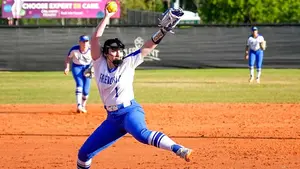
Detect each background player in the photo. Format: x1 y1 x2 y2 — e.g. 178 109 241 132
76 7 192 169
245 26 267 83
64 35 92 113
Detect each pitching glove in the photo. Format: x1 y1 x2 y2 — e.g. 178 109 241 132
83 66 94 78
260 41 267 50
158 8 184 34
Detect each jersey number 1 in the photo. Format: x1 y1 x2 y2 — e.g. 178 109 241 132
115 87 119 98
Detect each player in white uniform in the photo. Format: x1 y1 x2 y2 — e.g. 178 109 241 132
76 8 192 169
245 26 267 83
64 35 92 113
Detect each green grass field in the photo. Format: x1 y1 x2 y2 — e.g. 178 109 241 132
0 69 299 104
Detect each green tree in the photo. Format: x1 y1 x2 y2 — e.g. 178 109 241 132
276 0 300 23
120 0 164 16
182 0 198 12
119 0 164 24
197 0 300 24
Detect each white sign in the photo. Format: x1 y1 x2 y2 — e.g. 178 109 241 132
124 37 161 61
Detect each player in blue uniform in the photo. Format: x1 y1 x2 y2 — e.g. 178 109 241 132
245 26 267 83
76 8 192 169
64 35 93 113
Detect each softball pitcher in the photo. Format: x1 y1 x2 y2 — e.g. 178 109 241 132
64 35 93 113
245 26 267 83
76 8 192 169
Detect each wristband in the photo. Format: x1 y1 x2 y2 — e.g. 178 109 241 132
151 29 166 44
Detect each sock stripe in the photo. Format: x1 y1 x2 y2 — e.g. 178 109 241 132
77 164 90 169
157 134 165 148
153 133 164 147
77 166 88 169
77 163 90 168
151 132 158 146
76 87 83 92
147 131 177 151
77 159 91 169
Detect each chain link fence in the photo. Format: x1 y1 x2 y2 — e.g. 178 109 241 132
125 10 161 25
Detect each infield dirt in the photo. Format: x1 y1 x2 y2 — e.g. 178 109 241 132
0 103 300 169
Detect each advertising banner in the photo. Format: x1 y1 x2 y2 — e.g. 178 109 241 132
1 0 120 18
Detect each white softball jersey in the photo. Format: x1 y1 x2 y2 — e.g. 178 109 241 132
67 45 92 65
247 35 265 51
93 49 143 106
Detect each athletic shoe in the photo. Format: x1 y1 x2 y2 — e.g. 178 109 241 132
176 147 192 162
249 76 254 83
77 105 87 114
80 107 87 114
256 78 260 84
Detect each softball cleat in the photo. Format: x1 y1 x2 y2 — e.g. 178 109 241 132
176 147 193 162
256 78 260 84
249 76 254 83
81 107 88 114
77 105 87 114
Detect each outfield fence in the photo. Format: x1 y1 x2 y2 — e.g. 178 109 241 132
0 25 299 71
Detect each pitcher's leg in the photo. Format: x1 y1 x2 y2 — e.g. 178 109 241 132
124 106 192 162
77 119 127 169
72 65 84 112
256 51 264 83
82 75 91 113
248 51 256 83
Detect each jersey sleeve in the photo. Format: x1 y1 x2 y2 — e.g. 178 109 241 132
123 49 144 69
67 46 76 58
246 37 250 46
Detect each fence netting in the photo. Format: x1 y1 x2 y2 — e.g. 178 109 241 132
0 26 299 70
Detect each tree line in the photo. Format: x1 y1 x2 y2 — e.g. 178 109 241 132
196 0 300 24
